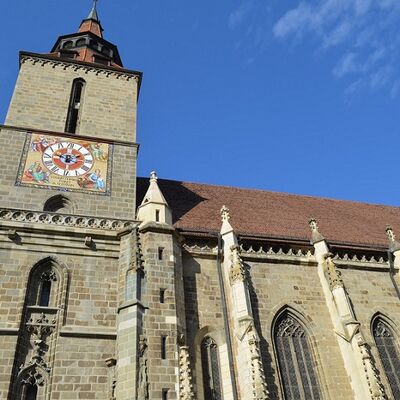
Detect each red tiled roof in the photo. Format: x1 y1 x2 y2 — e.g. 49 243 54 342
136 178 400 248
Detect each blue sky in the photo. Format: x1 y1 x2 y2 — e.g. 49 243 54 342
1 0 400 205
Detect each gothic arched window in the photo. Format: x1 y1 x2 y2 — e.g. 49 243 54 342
274 313 321 400
373 318 400 398
65 78 86 133
201 337 222 400
26 262 58 308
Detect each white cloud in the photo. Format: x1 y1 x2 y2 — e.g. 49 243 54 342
230 0 400 96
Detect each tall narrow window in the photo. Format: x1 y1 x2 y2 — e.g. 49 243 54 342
161 336 167 359
24 384 37 400
274 313 320 400
373 319 400 398
36 271 57 307
201 337 222 400
39 279 51 307
65 78 85 133
160 288 166 303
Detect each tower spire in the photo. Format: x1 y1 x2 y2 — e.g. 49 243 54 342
87 0 99 21
79 0 103 38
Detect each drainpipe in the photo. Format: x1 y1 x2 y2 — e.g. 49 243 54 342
217 233 239 400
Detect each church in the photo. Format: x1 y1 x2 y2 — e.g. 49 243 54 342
0 2 400 400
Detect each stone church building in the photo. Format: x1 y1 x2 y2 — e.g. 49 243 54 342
0 3 400 400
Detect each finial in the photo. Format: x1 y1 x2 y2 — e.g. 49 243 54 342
221 205 230 222
87 0 99 21
309 217 325 244
386 226 395 242
150 171 158 182
386 225 400 252
309 218 318 232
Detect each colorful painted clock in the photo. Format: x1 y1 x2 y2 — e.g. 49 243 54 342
16 133 112 195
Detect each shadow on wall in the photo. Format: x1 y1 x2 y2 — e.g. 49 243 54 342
136 178 207 224
244 261 280 399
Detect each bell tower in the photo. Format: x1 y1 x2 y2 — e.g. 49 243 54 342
2 0 142 218
0 3 145 399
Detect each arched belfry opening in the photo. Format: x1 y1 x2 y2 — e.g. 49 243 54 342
43 194 74 213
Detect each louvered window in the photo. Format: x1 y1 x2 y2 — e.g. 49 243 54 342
201 337 222 400
373 319 400 398
65 78 85 133
275 314 320 400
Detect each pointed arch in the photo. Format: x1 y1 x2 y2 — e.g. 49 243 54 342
200 336 222 400
371 313 400 399
194 327 227 400
25 256 67 309
272 307 321 400
9 257 69 399
15 364 49 400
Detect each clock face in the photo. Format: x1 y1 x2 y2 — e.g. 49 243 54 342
42 142 94 177
17 133 112 195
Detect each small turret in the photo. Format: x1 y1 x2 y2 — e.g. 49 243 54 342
136 172 173 225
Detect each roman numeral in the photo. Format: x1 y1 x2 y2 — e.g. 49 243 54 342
82 165 90 172
64 170 70 176
51 166 59 173
44 160 53 167
67 143 74 149
43 153 51 159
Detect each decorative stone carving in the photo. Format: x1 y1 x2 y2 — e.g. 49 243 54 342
41 271 57 283
247 328 269 400
386 226 400 252
137 336 149 400
230 245 246 284
22 312 57 373
356 335 387 400
309 218 325 244
21 55 140 81
21 367 46 387
0 208 134 231
105 357 117 400
129 228 144 272
178 345 195 400
220 205 230 222
323 254 344 291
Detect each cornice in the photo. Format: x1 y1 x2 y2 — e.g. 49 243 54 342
0 208 135 232
19 52 142 83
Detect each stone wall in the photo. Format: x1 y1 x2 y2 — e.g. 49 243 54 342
5 56 139 143
0 219 123 399
0 127 137 220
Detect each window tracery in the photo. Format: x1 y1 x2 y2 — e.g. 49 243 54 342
201 336 222 400
373 318 400 398
274 313 320 400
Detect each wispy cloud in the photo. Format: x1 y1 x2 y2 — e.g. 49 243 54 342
229 0 400 97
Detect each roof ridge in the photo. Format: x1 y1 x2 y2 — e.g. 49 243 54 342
137 176 400 210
